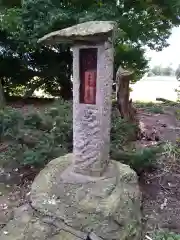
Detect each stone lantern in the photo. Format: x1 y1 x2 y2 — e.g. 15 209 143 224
38 21 116 182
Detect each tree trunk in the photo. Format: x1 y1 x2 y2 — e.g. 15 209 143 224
0 79 5 109
116 66 137 123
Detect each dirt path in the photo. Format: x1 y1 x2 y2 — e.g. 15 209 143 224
138 106 180 236
0 166 38 228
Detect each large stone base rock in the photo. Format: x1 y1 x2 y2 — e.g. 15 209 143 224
0 204 81 240
0 154 142 240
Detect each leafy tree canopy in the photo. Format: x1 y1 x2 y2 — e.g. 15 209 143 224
2 0 180 48
0 0 180 96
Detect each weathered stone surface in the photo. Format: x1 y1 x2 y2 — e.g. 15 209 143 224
51 231 81 240
38 21 116 44
0 209 13 228
71 41 114 177
0 204 56 240
0 203 85 240
30 154 142 240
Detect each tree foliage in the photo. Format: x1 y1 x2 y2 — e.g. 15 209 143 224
0 30 73 98
0 0 180 97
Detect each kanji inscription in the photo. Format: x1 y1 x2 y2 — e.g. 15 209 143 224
79 48 97 104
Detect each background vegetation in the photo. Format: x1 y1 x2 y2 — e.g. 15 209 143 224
0 99 161 173
0 0 179 99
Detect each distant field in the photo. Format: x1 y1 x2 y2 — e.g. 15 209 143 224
130 76 179 102
34 76 180 103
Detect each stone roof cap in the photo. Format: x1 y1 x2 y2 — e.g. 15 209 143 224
38 21 117 45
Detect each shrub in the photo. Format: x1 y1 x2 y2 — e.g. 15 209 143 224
21 100 72 166
0 98 159 172
147 106 164 114
111 106 138 151
0 107 23 140
24 111 44 128
21 135 68 166
134 101 164 114
0 99 73 167
154 231 180 240
111 145 162 174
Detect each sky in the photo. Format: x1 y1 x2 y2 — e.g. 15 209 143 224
146 26 180 70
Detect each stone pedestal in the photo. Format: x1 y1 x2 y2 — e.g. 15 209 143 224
0 155 142 240
30 155 142 240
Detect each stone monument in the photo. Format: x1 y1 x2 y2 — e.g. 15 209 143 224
0 21 142 240
38 21 116 182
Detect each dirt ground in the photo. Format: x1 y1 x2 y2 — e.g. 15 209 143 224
138 106 180 236
0 102 180 237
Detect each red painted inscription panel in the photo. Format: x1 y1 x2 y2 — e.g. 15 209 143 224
79 48 97 104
